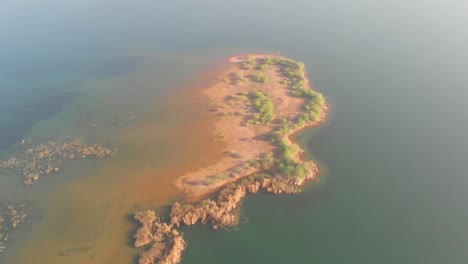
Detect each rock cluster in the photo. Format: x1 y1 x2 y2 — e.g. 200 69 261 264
134 211 186 264
134 174 305 264
0 138 114 185
171 174 302 228
0 200 28 255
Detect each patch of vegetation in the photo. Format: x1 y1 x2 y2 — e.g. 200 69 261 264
247 91 274 124
270 58 327 133
230 72 246 85
277 159 311 182
278 60 306 90
249 72 269 83
241 59 256 70
256 58 273 71
226 93 249 103
268 134 311 182
248 152 275 170
258 64 269 71
206 173 229 185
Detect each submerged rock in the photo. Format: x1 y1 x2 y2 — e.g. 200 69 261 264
0 138 115 185
59 244 94 256
0 200 28 256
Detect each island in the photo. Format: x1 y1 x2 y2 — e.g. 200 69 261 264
133 54 329 264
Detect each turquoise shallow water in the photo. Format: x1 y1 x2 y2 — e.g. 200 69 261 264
1 0 468 263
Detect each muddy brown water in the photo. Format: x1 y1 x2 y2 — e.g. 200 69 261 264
3 54 230 264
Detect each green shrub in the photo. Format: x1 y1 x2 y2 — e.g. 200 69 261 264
258 64 269 71
249 72 269 83
241 59 256 70
231 72 246 85
277 160 310 180
248 91 274 123
257 152 275 170
205 173 228 185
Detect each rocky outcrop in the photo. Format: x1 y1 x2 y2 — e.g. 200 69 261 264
134 173 307 263
134 211 186 264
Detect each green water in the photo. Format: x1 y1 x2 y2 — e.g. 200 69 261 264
1 0 468 263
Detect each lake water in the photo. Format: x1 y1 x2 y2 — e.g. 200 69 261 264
1 0 467 263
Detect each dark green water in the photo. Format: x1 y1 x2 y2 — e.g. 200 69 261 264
1 0 468 263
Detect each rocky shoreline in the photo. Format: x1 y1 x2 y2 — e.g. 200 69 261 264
134 174 309 264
